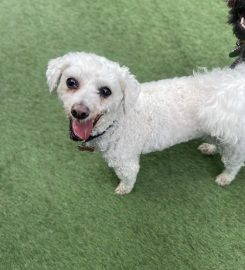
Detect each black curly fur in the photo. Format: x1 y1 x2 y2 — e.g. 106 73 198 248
227 0 245 67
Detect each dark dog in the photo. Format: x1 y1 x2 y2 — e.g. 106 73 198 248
227 0 245 67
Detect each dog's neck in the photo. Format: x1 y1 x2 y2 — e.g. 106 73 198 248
85 122 115 142
78 114 121 152
78 122 115 152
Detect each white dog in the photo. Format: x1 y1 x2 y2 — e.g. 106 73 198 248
46 52 245 195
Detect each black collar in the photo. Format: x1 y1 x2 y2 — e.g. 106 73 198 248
84 122 115 142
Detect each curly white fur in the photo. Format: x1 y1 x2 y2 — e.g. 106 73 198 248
46 52 245 194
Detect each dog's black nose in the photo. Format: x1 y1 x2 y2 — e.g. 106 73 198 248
71 104 90 120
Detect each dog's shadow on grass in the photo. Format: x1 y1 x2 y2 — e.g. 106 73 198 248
92 139 245 199
131 139 224 197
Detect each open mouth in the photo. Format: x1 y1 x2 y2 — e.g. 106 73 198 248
69 114 103 141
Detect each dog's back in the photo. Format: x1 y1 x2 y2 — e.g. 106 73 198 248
197 63 245 143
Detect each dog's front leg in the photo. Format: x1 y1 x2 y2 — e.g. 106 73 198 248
113 159 140 195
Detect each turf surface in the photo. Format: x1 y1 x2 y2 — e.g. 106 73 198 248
1 0 245 269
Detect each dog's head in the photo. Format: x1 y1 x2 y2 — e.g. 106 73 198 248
227 0 245 39
46 52 140 141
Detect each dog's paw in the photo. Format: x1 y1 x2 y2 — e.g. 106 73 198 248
115 182 133 195
198 143 217 155
215 173 232 186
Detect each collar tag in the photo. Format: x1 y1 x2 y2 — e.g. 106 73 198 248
78 145 95 152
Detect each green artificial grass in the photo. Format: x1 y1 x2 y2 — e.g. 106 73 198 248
0 0 245 269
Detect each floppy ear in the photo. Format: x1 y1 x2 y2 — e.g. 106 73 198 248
46 55 69 93
120 66 140 113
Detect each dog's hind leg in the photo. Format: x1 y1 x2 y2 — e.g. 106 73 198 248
215 142 245 186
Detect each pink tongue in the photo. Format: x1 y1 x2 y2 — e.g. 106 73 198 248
72 120 93 141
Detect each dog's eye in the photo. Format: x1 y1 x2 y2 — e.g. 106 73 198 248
66 78 79 89
99 86 111 98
